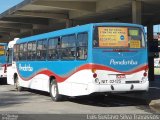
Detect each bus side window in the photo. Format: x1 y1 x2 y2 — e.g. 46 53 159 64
27 41 36 61
37 39 47 60
19 44 24 60
61 35 76 60
23 43 27 60
42 40 47 60
77 32 88 60
32 42 36 60
27 42 32 60
48 37 60 60
16 44 20 61
13 44 19 61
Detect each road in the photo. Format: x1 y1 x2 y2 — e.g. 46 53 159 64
0 84 158 120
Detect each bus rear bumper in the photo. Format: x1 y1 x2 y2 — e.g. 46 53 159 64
87 81 149 94
0 74 7 79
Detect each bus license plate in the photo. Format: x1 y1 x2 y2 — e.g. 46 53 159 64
100 79 121 84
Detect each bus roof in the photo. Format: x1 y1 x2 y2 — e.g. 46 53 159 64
8 38 19 49
16 22 143 44
94 22 143 28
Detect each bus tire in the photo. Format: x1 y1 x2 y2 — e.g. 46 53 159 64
15 76 22 92
49 79 62 102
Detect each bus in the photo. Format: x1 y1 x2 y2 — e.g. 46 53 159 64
0 43 8 79
7 23 149 101
6 38 19 82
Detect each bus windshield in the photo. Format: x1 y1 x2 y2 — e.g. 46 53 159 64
7 48 13 64
93 26 145 48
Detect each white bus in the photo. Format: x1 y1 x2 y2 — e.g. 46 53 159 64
7 38 19 85
7 23 149 101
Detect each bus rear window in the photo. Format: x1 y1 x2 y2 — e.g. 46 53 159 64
0 45 5 56
93 26 145 48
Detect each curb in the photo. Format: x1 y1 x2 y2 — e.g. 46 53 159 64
149 100 160 113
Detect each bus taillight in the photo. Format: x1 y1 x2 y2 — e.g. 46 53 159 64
143 68 148 77
4 64 7 73
92 69 97 78
143 72 147 77
93 73 97 78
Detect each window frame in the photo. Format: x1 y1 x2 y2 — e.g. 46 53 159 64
61 34 76 60
36 39 48 61
13 44 20 61
93 26 146 49
27 41 36 61
47 37 61 61
76 32 88 60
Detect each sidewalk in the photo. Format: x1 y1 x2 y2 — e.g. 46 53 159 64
116 76 160 113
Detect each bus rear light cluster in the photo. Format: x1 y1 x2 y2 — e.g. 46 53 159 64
91 69 96 73
4 64 7 73
143 72 147 77
91 69 97 78
143 68 148 77
93 73 97 78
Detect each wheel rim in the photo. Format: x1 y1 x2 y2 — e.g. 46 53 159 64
51 84 57 97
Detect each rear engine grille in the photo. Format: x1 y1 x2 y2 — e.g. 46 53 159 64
125 81 140 84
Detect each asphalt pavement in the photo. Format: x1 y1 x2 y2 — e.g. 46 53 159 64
116 76 160 113
0 78 160 120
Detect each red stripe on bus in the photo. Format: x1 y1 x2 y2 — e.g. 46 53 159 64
18 64 148 83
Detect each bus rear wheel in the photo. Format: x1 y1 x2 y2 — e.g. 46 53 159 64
15 76 22 92
49 79 62 102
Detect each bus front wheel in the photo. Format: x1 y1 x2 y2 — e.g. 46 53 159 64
49 79 62 102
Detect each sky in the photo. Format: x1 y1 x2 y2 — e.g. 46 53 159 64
0 0 24 14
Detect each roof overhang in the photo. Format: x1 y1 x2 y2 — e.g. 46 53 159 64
0 0 160 42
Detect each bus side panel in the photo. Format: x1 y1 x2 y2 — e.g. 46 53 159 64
7 65 15 85
19 74 46 91
58 70 93 96
0 67 6 78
